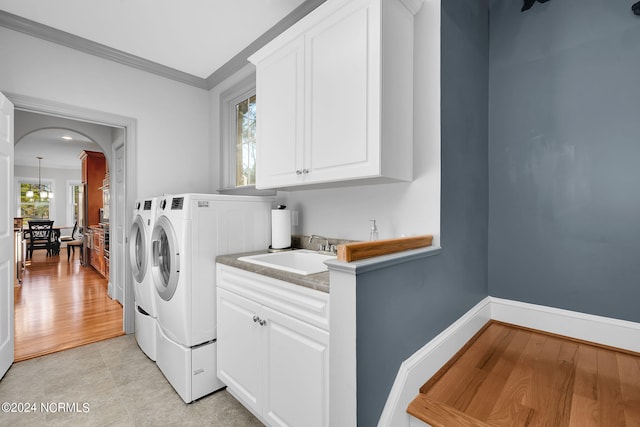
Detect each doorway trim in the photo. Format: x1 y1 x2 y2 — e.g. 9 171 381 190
6 92 137 334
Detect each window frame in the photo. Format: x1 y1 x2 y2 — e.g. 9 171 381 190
16 177 55 221
219 73 274 195
66 180 82 226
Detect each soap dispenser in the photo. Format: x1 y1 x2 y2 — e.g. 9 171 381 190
369 220 379 241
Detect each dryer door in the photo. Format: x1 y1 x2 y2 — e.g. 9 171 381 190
151 215 180 301
129 215 147 283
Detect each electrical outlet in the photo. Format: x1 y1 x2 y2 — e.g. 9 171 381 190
291 210 299 227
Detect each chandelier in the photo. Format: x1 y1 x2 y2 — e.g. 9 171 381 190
26 156 54 199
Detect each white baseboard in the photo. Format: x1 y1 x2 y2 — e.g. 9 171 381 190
489 297 640 353
379 297 640 427
377 297 492 427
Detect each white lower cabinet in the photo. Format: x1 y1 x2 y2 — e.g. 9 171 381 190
217 265 330 427
217 288 263 414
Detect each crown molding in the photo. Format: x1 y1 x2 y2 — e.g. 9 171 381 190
1 1 328 91
205 0 327 88
0 9 209 89
1 2 327 91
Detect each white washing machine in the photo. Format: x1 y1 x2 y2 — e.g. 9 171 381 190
129 196 167 361
151 193 272 403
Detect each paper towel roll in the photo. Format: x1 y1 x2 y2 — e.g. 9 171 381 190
271 209 291 249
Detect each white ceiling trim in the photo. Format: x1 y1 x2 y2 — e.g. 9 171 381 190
0 9 208 89
0 1 327 91
206 0 326 89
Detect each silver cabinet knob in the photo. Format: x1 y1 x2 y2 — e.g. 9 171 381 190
302 169 309 174
296 170 302 175
252 315 259 323
258 319 267 326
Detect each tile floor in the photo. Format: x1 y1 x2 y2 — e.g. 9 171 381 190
0 334 263 426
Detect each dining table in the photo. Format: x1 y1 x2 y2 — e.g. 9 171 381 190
22 224 74 256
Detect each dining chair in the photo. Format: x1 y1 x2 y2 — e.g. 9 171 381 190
62 222 84 262
26 220 55 258
60 221 78 244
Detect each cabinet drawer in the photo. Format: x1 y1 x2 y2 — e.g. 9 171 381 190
217 264 329 331
91 230 104 252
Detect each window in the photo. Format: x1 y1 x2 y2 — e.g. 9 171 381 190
235 94 257 187
220 74 273 195
19 181 52 220
68 182 82 225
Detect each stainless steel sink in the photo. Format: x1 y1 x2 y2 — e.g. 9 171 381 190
238 249 336 275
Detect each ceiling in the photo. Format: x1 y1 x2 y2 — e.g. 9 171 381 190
15 127 100 169
0 0 312 81
3 1 320 168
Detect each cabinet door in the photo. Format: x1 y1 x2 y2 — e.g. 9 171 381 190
262 306 329 427
217 288 264 415
255 37 305 189
304 0 380 184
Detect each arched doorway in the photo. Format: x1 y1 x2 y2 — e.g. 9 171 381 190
13 112 123 360
7 92 138 350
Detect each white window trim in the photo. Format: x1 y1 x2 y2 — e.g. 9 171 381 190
219 73 275 196
15 177 56 220
66 180 82 226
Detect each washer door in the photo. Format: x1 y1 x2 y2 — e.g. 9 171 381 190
129 216 147 283
151 215 180 301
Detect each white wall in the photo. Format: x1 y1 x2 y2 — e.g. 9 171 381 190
209 2 441 243
0 26 211 198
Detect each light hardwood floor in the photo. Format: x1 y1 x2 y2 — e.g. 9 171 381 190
408 321 640 427
14 249 124 362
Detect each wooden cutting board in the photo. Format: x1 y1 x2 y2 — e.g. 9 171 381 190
336 235 433 262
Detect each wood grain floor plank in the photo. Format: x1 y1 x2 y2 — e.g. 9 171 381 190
574 344 598 400
407 395 492 427
14 251 123 362
424 363 488 407
466 328 532 421
548 347 577 426
521 330 558 415
617 353 640 427
475 323 517 373
568 394 599 427
410 321 640 427
484 332 536 425
424 322 514 404
420 322 497 396
596 348 627 426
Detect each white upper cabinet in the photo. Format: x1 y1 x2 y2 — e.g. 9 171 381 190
254 37 305 188
249 0 422 190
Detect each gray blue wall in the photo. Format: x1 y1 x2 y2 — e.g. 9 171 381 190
356 0 490 424
488 0 640 322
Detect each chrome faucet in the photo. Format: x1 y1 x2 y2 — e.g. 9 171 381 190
308 235 336 254
308 234 325 249
308 234 322 245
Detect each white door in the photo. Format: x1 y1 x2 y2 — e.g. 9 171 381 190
263 305 329 427
217 288 263 416
0 91 15 378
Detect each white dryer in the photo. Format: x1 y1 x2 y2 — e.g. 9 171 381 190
129 197 162 360
151 193 272 403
